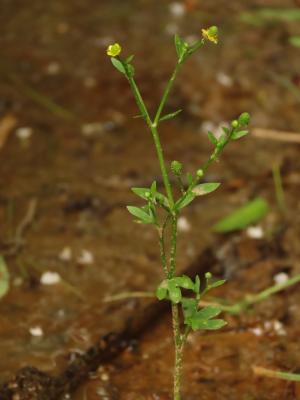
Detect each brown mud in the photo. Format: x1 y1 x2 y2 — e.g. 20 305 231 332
0 0 300 399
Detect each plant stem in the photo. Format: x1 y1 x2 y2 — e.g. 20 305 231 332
154 61 182 125
172 303 183 400
169 214 178 278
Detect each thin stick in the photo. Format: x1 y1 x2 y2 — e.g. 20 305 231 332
252 128 300 144
253 366 300 382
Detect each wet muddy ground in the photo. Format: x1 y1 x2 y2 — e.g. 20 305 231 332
0 0 300 398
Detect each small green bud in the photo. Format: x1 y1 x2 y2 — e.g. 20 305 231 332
171 160 183 175
238 112 250 126
205 272 212 280
196 169 204 178
145 191 151 198
231 120 239 128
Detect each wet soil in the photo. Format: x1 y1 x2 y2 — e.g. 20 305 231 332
0 0 300 398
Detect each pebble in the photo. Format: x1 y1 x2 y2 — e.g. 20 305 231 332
216 71 233 87
246 226 264 239
40 271 61 285
77 249 94 265
169 2 186 17
273 272 289 285
177 216 191 232
59 246 72 262
16 127 33 140
29 326 44 337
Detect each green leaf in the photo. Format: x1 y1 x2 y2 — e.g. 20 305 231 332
186 172 194 186
111 57 126 74
175 191 195 210
150 181 157 195
196 306 222 320
0 256 9 300
167 282 182 304
213 197 269 233
192 182 220 196
231 130 249 140
175 34 187 59
207 131 218 146
131 187 151 200
182 298 197 319
208 279 226 290
289 36 300 48
126 55 135 63
127 206 154 224
171 275 194 290
156 286 168 300
159 109 182 122
191 318 227 331
194 275 200 294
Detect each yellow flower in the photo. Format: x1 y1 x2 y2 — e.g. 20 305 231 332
201 26 218 44
106 43 122 57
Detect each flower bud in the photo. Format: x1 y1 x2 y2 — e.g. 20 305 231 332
231 120 239 128
238 112 250 126
196 169 204 178
171 160 183 175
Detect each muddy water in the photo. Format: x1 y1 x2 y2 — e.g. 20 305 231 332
1 0 300 398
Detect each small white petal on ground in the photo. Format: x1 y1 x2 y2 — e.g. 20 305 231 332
40 271 61 285
246 225 264 239
29 326 44 337
77 249 94 265
16 127 33 140
273 272 289 285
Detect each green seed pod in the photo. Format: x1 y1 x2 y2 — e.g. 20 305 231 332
196 169 204 178
238 112 250 126
205 272 212 280
171 160 183 175
231 120 239 128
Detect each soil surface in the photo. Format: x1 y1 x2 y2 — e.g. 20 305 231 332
0 0 300 399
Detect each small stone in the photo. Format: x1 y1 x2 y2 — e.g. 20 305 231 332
16 127 33 140
250 326 263 336
46 62 61 75
59 246 72 262
216 72 233 87
169 2 186 17
273 272 289 285
246 226 264 239
177 216 191 232
77 249 94 265
40 271 61 285
29 326 44 337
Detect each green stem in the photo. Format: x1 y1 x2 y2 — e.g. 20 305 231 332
158 215 171 277
169 215 178 278
272 163 286 214
127 74 175 209
154 61 182 125
172 303 183 400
